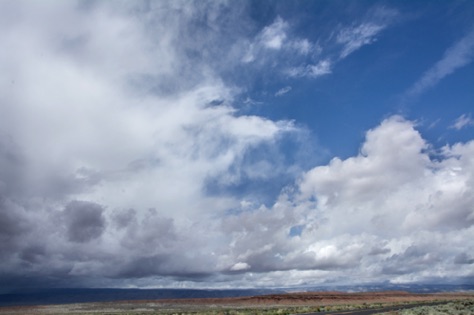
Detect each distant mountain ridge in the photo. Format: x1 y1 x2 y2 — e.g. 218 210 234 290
0 288 279 307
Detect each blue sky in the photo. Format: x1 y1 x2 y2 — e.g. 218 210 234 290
0 0 473 290
239 1 474 157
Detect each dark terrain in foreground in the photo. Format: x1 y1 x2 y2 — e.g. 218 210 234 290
0 290 472 315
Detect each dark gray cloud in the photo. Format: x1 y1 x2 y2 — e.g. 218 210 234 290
112 208 137 230
0 197 29 256
454 253 474 265
117 208 177 250
381 246 441 276
368 246 391 256
19 244 47 265
64 201 105 243
115 254 213 280
0 135 26 197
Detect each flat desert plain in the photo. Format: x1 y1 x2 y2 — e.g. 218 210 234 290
0 291 473 315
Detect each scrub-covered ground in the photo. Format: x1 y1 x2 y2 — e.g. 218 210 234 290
378 300 474 315
0 291 472 315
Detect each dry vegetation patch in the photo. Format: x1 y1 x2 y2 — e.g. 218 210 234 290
0 291 472 315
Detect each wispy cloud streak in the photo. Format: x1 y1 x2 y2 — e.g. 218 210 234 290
450 113 474 130
407 29 474 98
287 60 332 78
275 86 292 97
337 23 385 59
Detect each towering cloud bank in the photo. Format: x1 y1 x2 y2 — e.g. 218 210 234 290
0 1 472 289
221 116 474 285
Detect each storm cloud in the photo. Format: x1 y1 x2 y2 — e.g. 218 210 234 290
64 201 105 243
0 1 473 289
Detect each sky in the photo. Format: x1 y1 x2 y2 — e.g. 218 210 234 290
0 0 473 290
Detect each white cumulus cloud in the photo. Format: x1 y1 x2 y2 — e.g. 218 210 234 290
219 116 474 285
